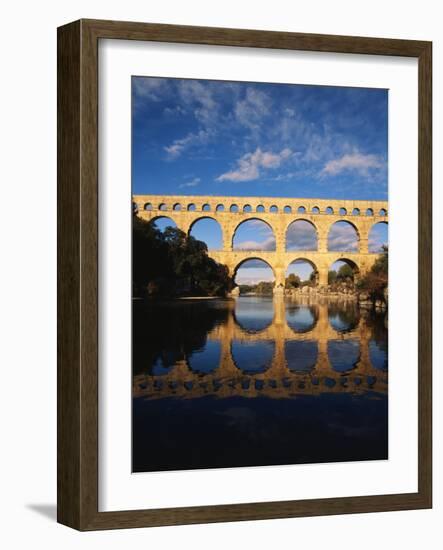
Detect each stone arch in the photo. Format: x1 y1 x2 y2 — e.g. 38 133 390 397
329 257 360 282
149 215 178 232
243 204 252 213
286 257 319 287
230 204 239 213
352 208 360 216
233 257 275 278
285 219 318 251
269 205 278 213
158 202 167 211
172 202 181 211
368 221 388 253
328 220 360 252
188 216 223 250
144 202 153 211
256 205 265 213
202 203 211 212
379 208 388 216
326 206 334 214
216 203 225 212
232 218 276 251
366 208 374 216
284 205 292 214
297 205 306 214
339 207 347 215
187 203 196 211
312 206 320 214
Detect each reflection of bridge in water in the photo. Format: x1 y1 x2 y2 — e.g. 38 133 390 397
133 298 388 400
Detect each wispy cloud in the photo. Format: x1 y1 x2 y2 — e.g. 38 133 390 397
234 87 271 130
235 235 276 251
286 220 317 251
321 152 384 176
164 130 211 159
216 147 293 182
328 222 359 252
133 77 168 101
179 177 201 189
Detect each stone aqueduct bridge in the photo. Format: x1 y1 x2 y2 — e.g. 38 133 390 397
134 194 388 287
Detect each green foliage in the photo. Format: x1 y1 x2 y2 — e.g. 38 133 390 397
133 215 232 297
255 281 274 295
337 263 354 280
357 246 388 304
328 270 337 284
285 273 301 289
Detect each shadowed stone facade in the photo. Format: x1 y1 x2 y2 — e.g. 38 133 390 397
134 194 388 288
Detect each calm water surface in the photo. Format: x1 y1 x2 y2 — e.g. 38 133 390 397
133 296 388 472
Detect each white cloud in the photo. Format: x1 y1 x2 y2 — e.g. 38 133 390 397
178 80 218 127
322 152 383 176
164 130 211 159
132 77 167 101
216 147 293 182
234 87 271 130
179 177 201 189
235 235 276 251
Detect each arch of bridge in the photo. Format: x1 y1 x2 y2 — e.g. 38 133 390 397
135 194 388 287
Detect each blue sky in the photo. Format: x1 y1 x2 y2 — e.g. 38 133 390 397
132 77 388 200
136 77 388 283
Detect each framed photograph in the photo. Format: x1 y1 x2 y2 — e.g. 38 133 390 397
57 19 432 530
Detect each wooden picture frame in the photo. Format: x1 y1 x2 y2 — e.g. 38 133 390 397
57 18 432 530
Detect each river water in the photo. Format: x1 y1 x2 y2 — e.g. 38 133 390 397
133 296 388 472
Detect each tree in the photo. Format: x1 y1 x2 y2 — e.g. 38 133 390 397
357 246 388 305
132 214 233 297
337 263 354 281
285 273 301 289
328 270 337 284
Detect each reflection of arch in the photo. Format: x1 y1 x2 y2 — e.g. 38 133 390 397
187 341 221 374
188 217 223 250
368 221 388 253
328 340 360 373
285 219 318 251
328 301 360 333
285 340 318 372
286 257 319 286
231 340 275 374
232 218 276 251
286 304 319 333
327 220 360 251
233 296 275 333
